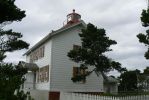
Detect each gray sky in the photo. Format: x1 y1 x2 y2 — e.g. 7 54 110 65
4 0 149 73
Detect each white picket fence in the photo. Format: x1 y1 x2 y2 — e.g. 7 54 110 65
60 92 149 100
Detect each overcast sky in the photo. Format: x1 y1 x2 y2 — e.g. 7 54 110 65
4 0 149 73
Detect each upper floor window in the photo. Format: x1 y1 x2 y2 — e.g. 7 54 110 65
30 46 45 63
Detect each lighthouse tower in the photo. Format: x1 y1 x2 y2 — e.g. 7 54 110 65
64 9 81 26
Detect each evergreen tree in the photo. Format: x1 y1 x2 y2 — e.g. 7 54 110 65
68 23 126 83
143 66 149 75
0 63 28 100
0 0 29 99
0 0 29 61
118 70 140 92
137 9 149 59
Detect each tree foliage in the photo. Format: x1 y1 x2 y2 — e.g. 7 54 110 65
0 0 29 99
0 0 26 24
68 23 126 82
118 70 140 92
140 9 149 27
0 63 28 100
137 9 149 59
0 0 29 61
119 67 149 92
143 66 149 75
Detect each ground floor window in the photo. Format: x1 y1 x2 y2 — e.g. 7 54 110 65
72 66 87 83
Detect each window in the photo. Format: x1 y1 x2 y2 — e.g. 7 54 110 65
29 46 45 62
39 48 42 58
30 54 33 63
42 46 45 57
45 72 48 80
73 45 81 50
72 67 86 83
37 71 39 83
38 65 49 83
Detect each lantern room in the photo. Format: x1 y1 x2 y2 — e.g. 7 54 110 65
66 9 81 25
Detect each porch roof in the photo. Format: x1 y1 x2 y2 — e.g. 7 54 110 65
23 63 39 71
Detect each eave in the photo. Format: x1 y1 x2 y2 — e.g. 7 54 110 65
23 20 86 56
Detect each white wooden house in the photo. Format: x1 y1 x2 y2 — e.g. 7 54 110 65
23 10 118 100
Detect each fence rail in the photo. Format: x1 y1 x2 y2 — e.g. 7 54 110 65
60 92 149 100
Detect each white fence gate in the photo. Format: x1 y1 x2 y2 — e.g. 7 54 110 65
60 92 149 100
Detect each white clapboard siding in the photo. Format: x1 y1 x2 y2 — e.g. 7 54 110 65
50 24 104 92
26 38 52 90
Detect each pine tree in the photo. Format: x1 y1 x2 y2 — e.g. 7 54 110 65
0 0 29 61
68 23 126 83
0 0 29 99
0 63 28 100
137 9 149 59
118 70 140 92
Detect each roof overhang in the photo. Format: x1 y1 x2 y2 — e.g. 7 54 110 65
20 62 39 71
24 63 39 71
23 20 86 56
